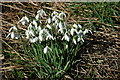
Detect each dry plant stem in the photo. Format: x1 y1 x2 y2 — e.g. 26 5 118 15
2 20 27 31
1 39 24 60
2 4 35 17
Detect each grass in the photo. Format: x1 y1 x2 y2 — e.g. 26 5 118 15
2 2 120 79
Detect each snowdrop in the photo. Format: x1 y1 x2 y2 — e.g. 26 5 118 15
9 26 17 32
46 18 51 24
58 12 66 20
46 34 54 40
62 33 70 42
37 26 41 31
73 38 77 45
52 15 58 22
29 37 38 43
70 28 78 36
7 9 91 45
25 30 35 39
46 24 52 29
66 44 68 49
36 9 47 20
11 32 15 39
51 11 58 17
78 24 82 28
73 24 78 29
59 22 63 29
28 23 33 29
32 20 38 29
43 46 52 54
19 16 29 25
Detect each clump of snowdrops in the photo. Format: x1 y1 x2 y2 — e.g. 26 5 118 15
7 9 91 79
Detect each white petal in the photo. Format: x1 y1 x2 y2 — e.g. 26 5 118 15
21 21 26 25
38 26 41 31
35 14 40 20
73 24 78 29
73 38 77 45
25 30 29 39
43 46 52 54
43 46 48 54
58 29 64 33
78 24 82 28
65 34 69 42
11 32 14 39
33 20 38 29
46 18 51 24
29 37 38 43
70 28 74 36
83 29 88 35
24 16 29 22
46 24 52 29
51 11 58 17
39 35 43 41
59 22 63 29
9 27 13 32
66 44 68 49
52 15 57 21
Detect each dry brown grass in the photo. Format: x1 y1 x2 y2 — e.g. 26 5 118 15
1 2 120 79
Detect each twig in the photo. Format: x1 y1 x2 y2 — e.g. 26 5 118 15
2 4 35 17
1 39 25 60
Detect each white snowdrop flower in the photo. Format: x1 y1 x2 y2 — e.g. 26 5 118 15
25 30 30 39
88 30 92 34
11 32 15 39
51 11 58 17
38 26 41 31
46 18 51 24
39 29 44 41
39 35 43 41
81 38 84 42
63 22 67 29
62 33 70 42
77 30 83 37
28 23 33 29
66 44 68 49
9 26 17 32
59 12 66 20
35 14 40 20
59 22 63 29
43 46 52 54
77 37 84 42
77 37 81 42
46 34 54 40
52 15 58 21
55 19 59 24
29 37 38 43
46 24 52 29
24 16 29 22
32 20 38 29
29 30 35 36
37 9 47 18
73 38 77 45
58 29 64 33
83 29 88 35
19 16 29 25
78 24 82 28
39 29 44 35
70 28 78 36
25 30 35 39
73 24 78 29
